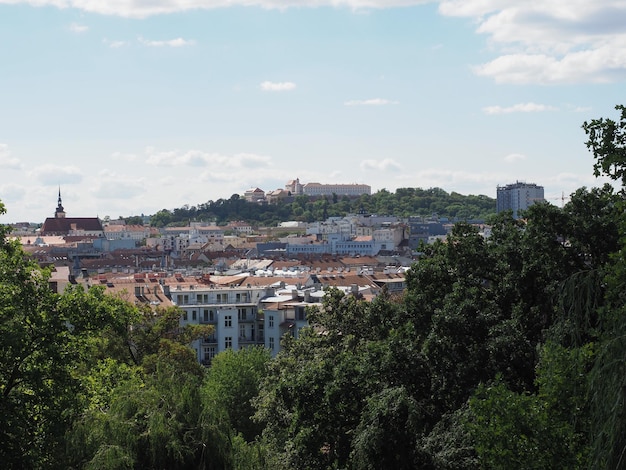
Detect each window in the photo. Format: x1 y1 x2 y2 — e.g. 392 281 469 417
217 293 228 304
269 315 274 328
224 315 232 328
236 293 249 302
225 336 233 349
192 310 197 321
269 337 275 351
296 307 306 321
204 346 216 361
203 309 209 322
238 308 247 321
182 311 188 321
240 324 246 339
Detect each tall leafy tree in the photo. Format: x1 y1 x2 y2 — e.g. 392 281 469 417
582 105 626 469
255 289 433 469
0 203 138 468
202 346 271 443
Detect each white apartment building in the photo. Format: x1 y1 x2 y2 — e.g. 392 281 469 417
307 217 355 237
173 280 360 362
372 225 406 248
153 224 225 253
496 181 545 219
261 288 325 357
174 282 272 365
104 224 152 242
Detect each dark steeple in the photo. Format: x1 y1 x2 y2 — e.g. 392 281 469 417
55 187 66 219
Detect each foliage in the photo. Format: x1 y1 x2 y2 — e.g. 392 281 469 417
5 106 626 469
583 104 626 469
469 342 593 469
66 326 211 469
583 104 626 186
148 188 496 227
202 346 271 442
255 290 434 469
0 239 73 468
0 210 140 468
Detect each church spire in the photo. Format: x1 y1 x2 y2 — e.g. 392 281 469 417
55 187 66 218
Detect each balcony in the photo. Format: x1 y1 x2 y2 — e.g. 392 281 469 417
237 313 258 323
202 336 218 344
239 335 265 344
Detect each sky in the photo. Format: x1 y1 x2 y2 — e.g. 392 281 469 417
0 0 625 223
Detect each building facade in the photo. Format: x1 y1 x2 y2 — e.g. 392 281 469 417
40 189 104 237
496 182 545 219
174 282 272 365
303 182 371 197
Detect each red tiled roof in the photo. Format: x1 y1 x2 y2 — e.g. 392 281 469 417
41 217 104 235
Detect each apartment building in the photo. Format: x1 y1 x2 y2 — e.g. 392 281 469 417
496 181 545 219
261 288 325 356
174 281 271 365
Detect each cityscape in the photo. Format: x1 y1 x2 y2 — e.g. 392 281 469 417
1 0 624 467
5 177 546 364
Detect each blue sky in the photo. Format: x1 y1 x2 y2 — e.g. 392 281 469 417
0 0 624 223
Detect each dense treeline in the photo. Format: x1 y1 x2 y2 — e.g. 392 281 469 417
2 105 626 469
148 188 496 227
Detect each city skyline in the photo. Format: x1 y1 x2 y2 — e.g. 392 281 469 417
0 0 624 223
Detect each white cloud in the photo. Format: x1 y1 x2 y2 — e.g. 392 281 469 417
0 144 22 170
103 38 128 48
344 98 398 106
91 171 146 199
0 0 431 18
0 184 26 203
110 151 138 161
6 1 625 84
260 81 296 92
483 102 557 114
138 36 196 47
145 148 273 168
198 171 241 183
474 47 626 84
360 158 403 171
439 0 626 84
29 164 83 185
69 22 88 33
504 153 526 163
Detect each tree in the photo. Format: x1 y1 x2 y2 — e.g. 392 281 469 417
468 342 593 469
0 202 141 468
350 386 431 470
254 289 434 469
202 346 271 442
66 313 210 469
68 353 206 470
583 104 626 187
582 105 626 469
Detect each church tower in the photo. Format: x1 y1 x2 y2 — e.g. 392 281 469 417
55 188 66 219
